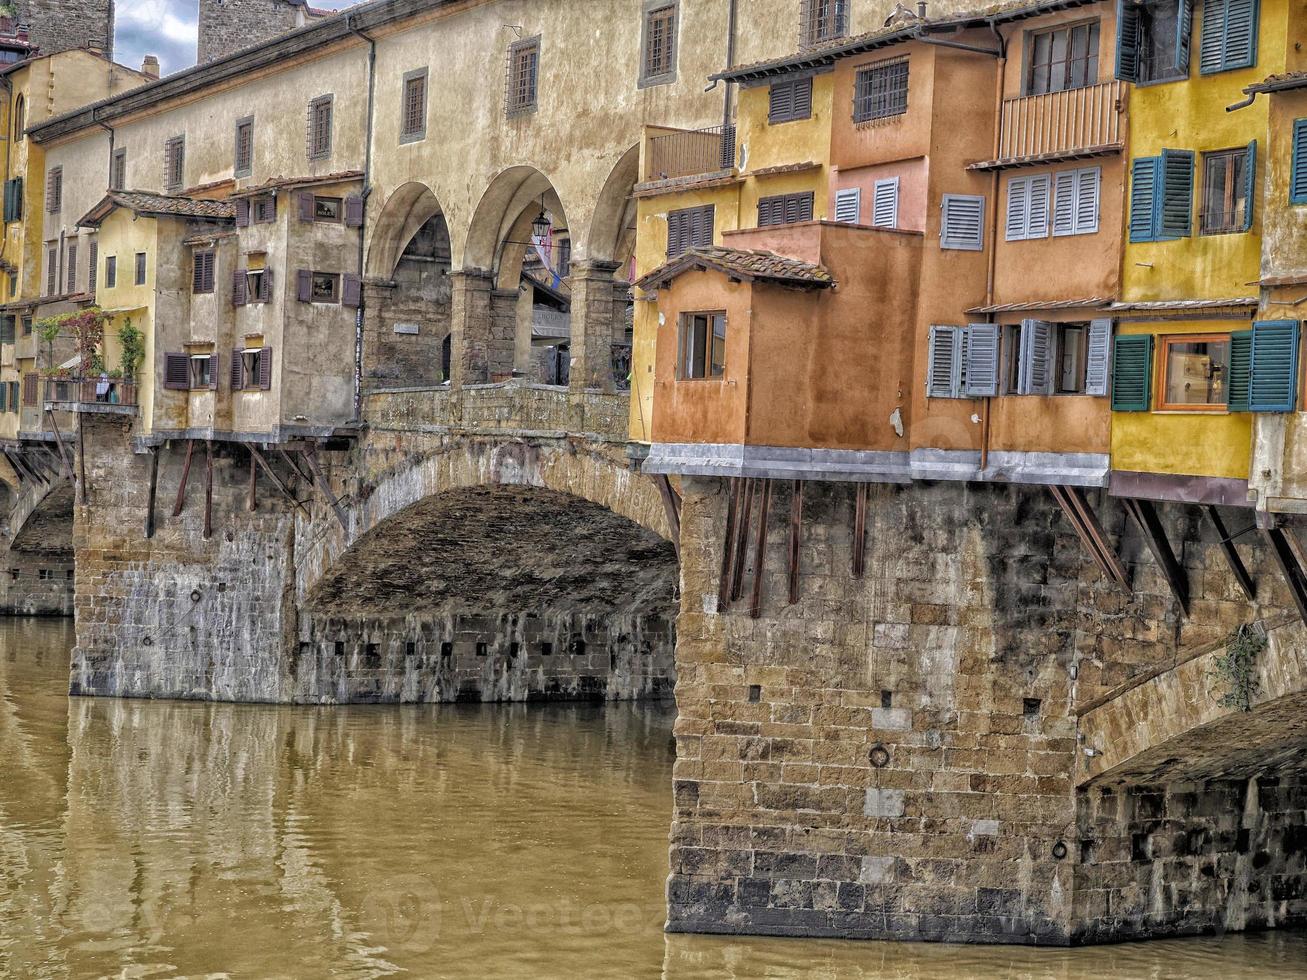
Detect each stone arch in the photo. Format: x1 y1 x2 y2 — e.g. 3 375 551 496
366 181 446 280
587 144 641 267
9 479 74 554
462 165 570 279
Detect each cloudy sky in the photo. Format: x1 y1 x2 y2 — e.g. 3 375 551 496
117 1 358 77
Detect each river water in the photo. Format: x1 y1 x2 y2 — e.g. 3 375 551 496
0 617 1304 979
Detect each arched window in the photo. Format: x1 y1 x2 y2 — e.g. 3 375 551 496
12 95 24 141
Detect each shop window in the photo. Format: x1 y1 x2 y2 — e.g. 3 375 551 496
311 272 340 302
679 311 726 380
313 196 342 222
1160 334 1230 409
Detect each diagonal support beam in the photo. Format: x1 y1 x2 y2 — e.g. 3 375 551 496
731 478 755 603
788 479 803 605
1048 485 1129 590
1123 497 1189 615
1261 526 1307 625
718 477 742 610
247 445 310 517
45 410 74 480
172 439 195 517
303 448 350 533
653 474 680 560
852 483 868 579
749 479 773 620
1205 505 1255 601
144 448 159 539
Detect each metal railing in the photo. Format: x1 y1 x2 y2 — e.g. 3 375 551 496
44 377 139 407
996 80 1125 163
645 125 736 181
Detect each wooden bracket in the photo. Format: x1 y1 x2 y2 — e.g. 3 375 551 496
718 477 742 610
247 445 310 517
1122 497 1189 615
45 410 74 481
1204 505 1255 601
304 447 350 533
1261 525 1307 625
749 479 773 620
852 483 868 579
730 478 755 603
1048 485 1129 590
787 480 803 605
203 440 214 540
653 473 680 559
144 448 159 539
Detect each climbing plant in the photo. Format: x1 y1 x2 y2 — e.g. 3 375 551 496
1210 623 1265 713
33 306 109 376
118 318 144 382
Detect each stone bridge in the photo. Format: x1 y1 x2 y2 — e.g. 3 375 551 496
0 466 74 616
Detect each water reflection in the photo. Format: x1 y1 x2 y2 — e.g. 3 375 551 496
0 618 1303 979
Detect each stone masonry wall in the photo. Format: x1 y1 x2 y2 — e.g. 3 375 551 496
197 0 303 65
668 476 1305 944
18 0 114 58
0 546 72 615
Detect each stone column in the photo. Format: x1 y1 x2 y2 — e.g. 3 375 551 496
359 280 395 387
489 288 520 381
448 270 494 387
566 260 622 392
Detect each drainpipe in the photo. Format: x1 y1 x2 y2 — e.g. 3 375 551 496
723 0 738 131
0 72 12 275
347 13 377 418
980 19 1008 473
98 117 115 188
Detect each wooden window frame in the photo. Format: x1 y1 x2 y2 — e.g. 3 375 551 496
1199 145 1250 235
307 94 334 161
1157 332 1233 411
799 0 849 48
400 68 428 143
188 353 216 390
105 254 116 289
677 311 727 381
853 57 909 123
46 165 61 213
111 147 126 191
313 196 343 222
310 271 341 303
506 35 541 118
1022 18 1100 96
639 1 678 87
164 135 185 194
233 115 254 178
134 252 147 286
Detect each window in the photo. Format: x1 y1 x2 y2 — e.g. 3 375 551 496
641 3 678 85
666 205 714 257
21 316 31 336
1129 150 1194 241
65 242 77 293
1293 119 1307 205
46 165 61 212
0 315 12 344
1053 166 1101 236
1160 334 1231 409
135 252 147 286
111 148 126 191
189 354 215 389
192 249 215 294
757 191 814 226
800 0 848 47
679 312 726 380
244 268 272 304
1005 174 1050 241
940 194 985 250
834 187 861 224
12 94 23 140
45 246 55 295
3 177 22 222
854 58 908 122
1198 0 1258 74
1200 144 1254 234
1025 20 1100 95
236 347 272 391
401 68 427 142
164 136 185 194
1116 0 1191 84
313 196 342 222
234 116 254 178
254 195 276 224
311 272 340 303
1002 320 1111 395
506 36 540 117
105 255 116 288
307 95 333 160
769 76 813 123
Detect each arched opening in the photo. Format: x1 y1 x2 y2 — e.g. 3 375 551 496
297 484 679 703
363 182 453 387
5 482 75 617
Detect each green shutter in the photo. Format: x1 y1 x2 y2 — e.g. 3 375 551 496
0 315 11 345
1243 139 1256 231
1227 329 1252 411
1111 334 1154 411
1116 0 1142 81
1249 319 1300 412
1293 120 1307 205
1159 148 1194 238
1129 157 1159 242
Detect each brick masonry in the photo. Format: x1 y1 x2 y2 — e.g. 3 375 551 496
17 0 114 58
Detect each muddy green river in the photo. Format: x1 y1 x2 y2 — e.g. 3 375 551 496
0 618 1303 978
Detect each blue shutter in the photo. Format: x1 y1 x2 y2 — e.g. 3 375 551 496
1159 149 1194 238
1243 139 1256 231
1175 0 1194 77
1226 329 1252 412
1111 334 1153 411
1292 120 1307 204
1199 0 1223 73
1129 157 1159 242
1249 319 1300 412
1115 0 1142 81
1201 0 1259 74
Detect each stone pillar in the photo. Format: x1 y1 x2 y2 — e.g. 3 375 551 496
448 270 494 387
567 260 622 392
360 281 395 387
489 288 519 381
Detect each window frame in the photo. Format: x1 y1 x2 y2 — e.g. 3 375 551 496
310 271 341 303
1199 145 1251 235
800 0 849 48
1022 18 1101 96
164 135 185 194
307 94 334 161
191 248 216 295
111 147 126 191
46 165 61 213
134 252 147 286
639 1 679 87
12 94 23 141
188 353 215 390
853 57 909 124
233 115 254 179
253 194 276 224
506 35 541 118
313 196 343 222
400 67 428 144
105 254 117 289
677 311 728 381
1157 332 1233 411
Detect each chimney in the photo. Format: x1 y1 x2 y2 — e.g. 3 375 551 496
917 1 927 18
141 55 159 79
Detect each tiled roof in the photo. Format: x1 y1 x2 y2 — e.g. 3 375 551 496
637 247 835 291
1244 71 1307 95
77 191 236 228
1108 297 1257 314
968 297 1113 314
231 171 365 197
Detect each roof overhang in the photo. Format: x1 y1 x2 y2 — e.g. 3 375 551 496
637 248 834 291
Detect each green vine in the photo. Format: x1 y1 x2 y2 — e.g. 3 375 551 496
117 318 144 382
33 306 109 376
1210 623 1265 713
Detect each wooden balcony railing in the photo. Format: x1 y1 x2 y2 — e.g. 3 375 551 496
983 80 1126 169
44 377 139 409
645 125 736 181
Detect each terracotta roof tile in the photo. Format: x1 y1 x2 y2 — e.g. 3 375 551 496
231 171 365 196
1245 71 1307 95
637 246 834 291
77 191 236 228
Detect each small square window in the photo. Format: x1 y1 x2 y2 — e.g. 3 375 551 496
476 641 489 657
1160 334 1232 410
540 641 553 656
254 195 276 223
678 312 727 380
311 272 340 302
313 196 342 222
188 354 213 389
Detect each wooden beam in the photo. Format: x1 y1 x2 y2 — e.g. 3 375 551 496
1262 526 1307 625
1123 497 1189 615
4 448 43 487
654 474 680 559
172 439 194 517
203 440 213 540
718 477 742 610
731 478 755 602
76 415 87 504
749 480 772 619
279 447 314 486
248 449 258 512
1048 485 1129 590
45 410 74 480
788 480 803 605
144 448 159 539
248 444 310 516
303 448 350 532
852 483 868 578
1205 505 1255 601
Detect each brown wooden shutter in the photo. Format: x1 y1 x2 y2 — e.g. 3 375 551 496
23 373 36 406
88 242 97 291
163 353 190 390
342 273 361 307
210 354 219 390
296 269 312 302
258 347 273 390
298 192 314 222
235 198 250 227
259 268 273 302
232 268 247 306
231 349 244 390
66 242 77 292
344 194 363 228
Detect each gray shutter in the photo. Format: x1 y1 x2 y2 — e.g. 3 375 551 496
1027 174 1050 238
163 353 190 390
236 198 250 227
768 80 793 122
941 194 984 250
232 268 247 306
297 269 312 302
927 325 961 398
872 178 898 228
1075 167 1100 234
1017 319 1054 395
834 187 860 224
1005 176 1029 241
259 347 273 390
231 349 244 390
210 354 219 390
342 273 361 307
259 268 273 302
964 323 999 397
298 191 314 222
344 194 364 228
1084 318 1112 396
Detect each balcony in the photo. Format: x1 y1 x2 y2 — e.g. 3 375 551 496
44 377 139 414
643 125 737 183
970 80 1127 171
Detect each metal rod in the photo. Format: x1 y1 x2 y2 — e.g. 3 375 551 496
718 477 741 610
852 483 868 578
1205 505 1255 601
203 440 213 540
788 479 802 605
172 439 194 517
144 448 159 539
750 479 772 620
